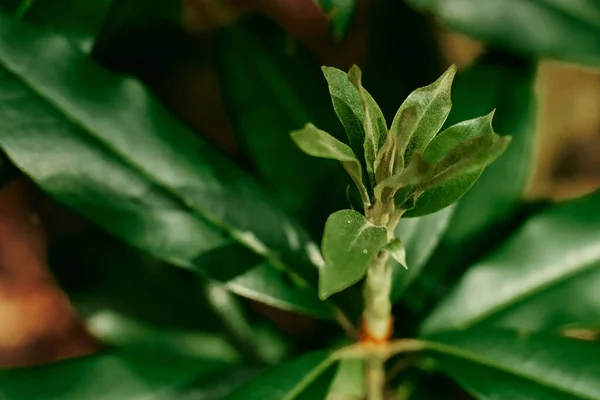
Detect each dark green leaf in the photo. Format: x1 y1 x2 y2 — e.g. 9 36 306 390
0 350 229 400
313 0 357 39
217 19 345 218
399 53 536 314
320 210 388 299
384 238 407 269
391 64 456 169
391 206 455 301
224 351 338 400
426 329 600 400
421 190 600 335
348 64 388 186
291 123 368 204
0 15 330 317
407 0 600 68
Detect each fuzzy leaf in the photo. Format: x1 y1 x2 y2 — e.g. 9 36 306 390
375 105 418 182
320 210 388 299
374 151 431 203
348 64 388 186
390 64 456 168
402 112 506 216
321 66 366 174
291 123 369 203
385 238 407 269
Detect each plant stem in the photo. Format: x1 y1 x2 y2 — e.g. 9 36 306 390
362 250 392 341
366 356 386 400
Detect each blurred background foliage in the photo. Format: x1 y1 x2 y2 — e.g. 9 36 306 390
0 0 599 399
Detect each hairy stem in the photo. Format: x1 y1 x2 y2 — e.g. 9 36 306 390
362 250 392 341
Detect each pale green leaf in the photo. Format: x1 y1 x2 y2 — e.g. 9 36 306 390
291 123 368 204
320 210 388 299
374 151 430 203
385 238 407 269
391 64 456 168
348 64 388 186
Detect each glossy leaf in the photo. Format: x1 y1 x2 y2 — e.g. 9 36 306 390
314 0 357 39
390 64 456 169
421 190 600 335
407 0 600 68
224 351 338 400
0 15 330 317
217 19 345 218
391 206 455 301
0 350 229 400
291 123 368 204
426 329 600 400
348 64 388 186
400 53 536 314
320 210 388 299
384 238 407 269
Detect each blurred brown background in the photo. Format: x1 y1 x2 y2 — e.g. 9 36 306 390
1 0 599 368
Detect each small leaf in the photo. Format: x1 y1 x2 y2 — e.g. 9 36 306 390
374 151 431 203
322 66 366 174
224 351 338 400
348 64 388 186
375 106 418 182
385 238 407 269
320 210 388 299
291 123 369 204
391 64 456 168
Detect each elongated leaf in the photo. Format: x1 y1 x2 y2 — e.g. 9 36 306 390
400 53 536 314
291 123 368 204
320 210 388 299
407 0 600 68
0 350 229 400
426 329 600 400
421 190 600 335
225 351 338 400
313 0 357 39
390 64 456 168
0 15 331 318
375 151 430 203
348 64 388 185
217 19 346 219
391 206 455 300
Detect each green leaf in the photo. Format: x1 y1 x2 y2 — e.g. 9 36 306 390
391 205 455 301
322 66 367 179
327 358 365 399
320 210 388 299
399 53 536 314
402 112 509 217
390 64 456 169
425 329 600 400
348 64 388 186
224 351 338 400
384 238 407 269
421 190 600 335
0 350 229 399
375 151 430 203
291 123 368 204
313 0 357 39
216 19 346 219
407 0 600 68
0 14 330 318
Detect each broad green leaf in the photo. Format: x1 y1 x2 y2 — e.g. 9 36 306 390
216 19 346 219
313 0 357 39
407 0 600 68
327 358 365 399
0 350 229 400
320 210 388 299
225 351 338 400
400 53 536 314
384 238 407 269
391 205 455 301
390 64 456 169
421 190 600 335
425 329 600 400
348 64 388 186
0 15 331 318
291 123 368 204
322 66 367 178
